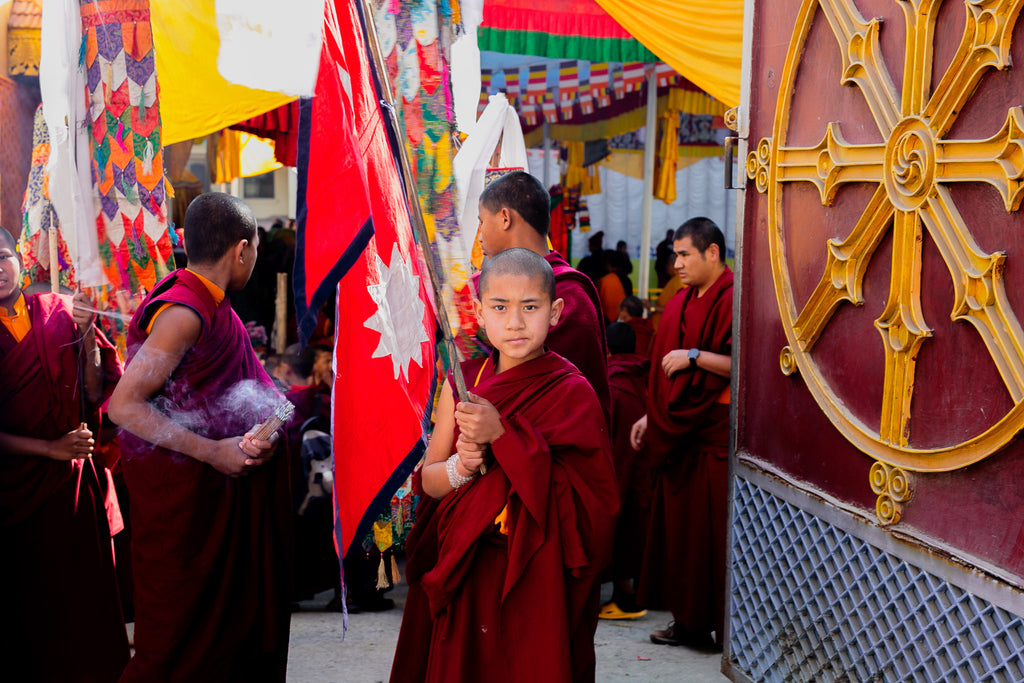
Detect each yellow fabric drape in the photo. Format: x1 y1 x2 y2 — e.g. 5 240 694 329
562 142 601 195
239 133 282 178
564 141 586 188
653 110 679 203
151 0 296 145
207 130 242 184
594 0 742 107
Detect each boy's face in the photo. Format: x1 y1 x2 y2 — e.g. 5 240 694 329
0 243 22 309
475 273 564 371
477 204 511 260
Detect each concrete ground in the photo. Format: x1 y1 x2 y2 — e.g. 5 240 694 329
285 581 729 682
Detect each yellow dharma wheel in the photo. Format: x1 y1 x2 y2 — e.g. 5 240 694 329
747 0 1024 472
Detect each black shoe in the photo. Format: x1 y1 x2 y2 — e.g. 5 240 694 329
650 621 717 650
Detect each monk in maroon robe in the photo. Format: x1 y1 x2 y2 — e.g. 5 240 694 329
599 322 652 619
617 295 655 360
631 218 733 649
0 228 128 682
109 194 292 682
393 175 612 682
396 249 618 683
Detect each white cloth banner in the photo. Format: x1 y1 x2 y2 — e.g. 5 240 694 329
216 0 325 97
39 0 104 286
453 93 529 259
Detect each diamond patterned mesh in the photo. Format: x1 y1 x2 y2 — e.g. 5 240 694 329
730 477 1024 682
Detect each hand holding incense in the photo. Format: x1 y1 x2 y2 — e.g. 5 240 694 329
249 400 295 442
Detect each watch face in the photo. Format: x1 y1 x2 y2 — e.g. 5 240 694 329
688 348 700 360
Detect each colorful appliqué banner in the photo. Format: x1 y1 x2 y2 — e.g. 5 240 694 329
81 0 172 296
294 0 438 570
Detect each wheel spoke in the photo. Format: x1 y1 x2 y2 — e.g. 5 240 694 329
920 187 1024 401
818 0 901 134
923 0 1024 136
794 187 895 349
898 0 941 116
777 123 886 204
875 210 932 447
936 107 1024 211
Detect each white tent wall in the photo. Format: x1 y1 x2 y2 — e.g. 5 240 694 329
527 150 736 263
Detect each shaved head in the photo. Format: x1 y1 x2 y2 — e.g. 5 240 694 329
0 226 15 250
184 192 257 264
479 248 556 302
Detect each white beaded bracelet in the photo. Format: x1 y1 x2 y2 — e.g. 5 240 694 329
446 453 474 489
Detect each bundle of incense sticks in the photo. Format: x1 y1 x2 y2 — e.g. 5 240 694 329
250 400 295 441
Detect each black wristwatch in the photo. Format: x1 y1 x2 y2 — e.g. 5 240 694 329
687 348 701 369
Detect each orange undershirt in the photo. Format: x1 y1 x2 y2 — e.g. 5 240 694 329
0 292 30 342
145 270 225 335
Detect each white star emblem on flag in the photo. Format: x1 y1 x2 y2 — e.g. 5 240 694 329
364 243 430 381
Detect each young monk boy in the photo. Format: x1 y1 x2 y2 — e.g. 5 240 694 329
109 193 293 682
392 171 614 683
0 227 129 682
402 248 619 683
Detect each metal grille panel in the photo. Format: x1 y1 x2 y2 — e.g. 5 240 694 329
730 477 1024 682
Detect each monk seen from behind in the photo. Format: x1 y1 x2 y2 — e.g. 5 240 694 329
395 248 619 683
109 193 293 682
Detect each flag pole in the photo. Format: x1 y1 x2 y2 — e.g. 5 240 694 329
360 0 471 404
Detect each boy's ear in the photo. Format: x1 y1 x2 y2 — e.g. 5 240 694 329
473 298 484 325
499 207 513 230
233 239 249 264
549 297 565 326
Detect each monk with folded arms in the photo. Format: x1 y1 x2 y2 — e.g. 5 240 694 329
0 226 128 682
397 248 619 683
109 193 292 682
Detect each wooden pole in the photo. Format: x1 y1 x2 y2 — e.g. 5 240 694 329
360 0 470 403
49 227 59 293
275 272 288 353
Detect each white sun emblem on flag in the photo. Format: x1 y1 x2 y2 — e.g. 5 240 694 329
364 243 430 381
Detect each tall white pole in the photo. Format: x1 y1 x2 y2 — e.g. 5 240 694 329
542 120 551 188
637 66 658 301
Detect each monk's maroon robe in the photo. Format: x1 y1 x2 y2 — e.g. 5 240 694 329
543 251 611 427
636 268 732 644
0 292 128 682
119 270 293 682
394 256 613 682
413 352 617 683
626 317 654 359
607 352 651 583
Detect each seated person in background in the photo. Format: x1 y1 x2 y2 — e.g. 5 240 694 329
396 248 619 683
597 249 628 324
618 295 654 359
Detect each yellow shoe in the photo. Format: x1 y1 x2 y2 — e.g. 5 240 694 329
598 601 648 620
